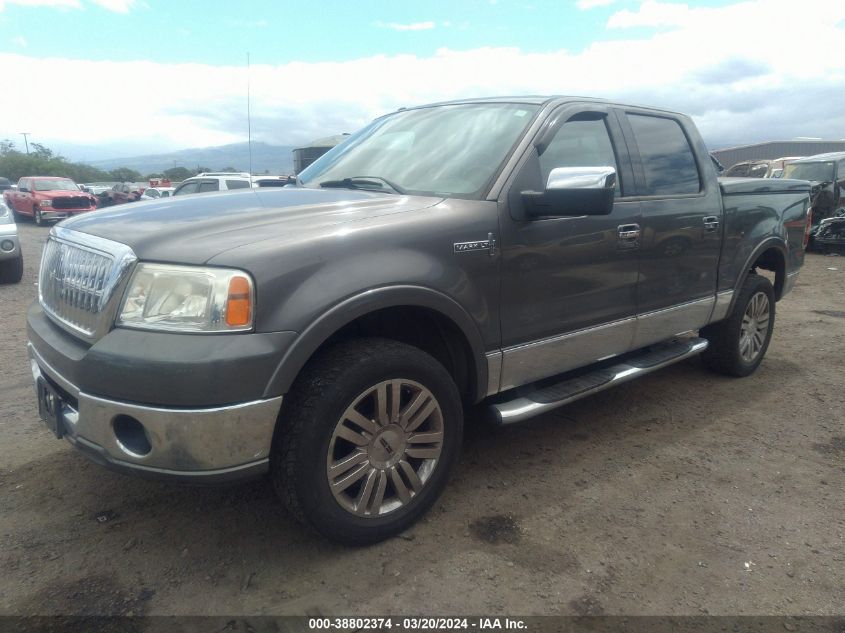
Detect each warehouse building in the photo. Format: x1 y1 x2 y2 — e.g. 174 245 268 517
712 140 845 169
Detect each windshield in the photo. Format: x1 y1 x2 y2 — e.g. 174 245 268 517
299 103 540 198
783 162 835 182
34 179 79 192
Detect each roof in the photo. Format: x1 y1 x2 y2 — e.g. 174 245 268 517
790 152 845 163
400 95 687 117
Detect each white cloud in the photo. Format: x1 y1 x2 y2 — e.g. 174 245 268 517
576 0 615 9
0 0 136 10
11 35 27 47
374 20 436 31
1 0 843 155
607 1 695 28
88 0 135 12
0 0 80 10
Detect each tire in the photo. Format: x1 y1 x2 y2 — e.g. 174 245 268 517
271 337 463 545
0 250 23 284
700 273 775 377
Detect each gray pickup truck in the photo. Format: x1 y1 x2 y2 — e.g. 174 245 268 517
28 97 811 544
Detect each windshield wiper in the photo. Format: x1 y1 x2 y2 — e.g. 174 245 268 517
319 176 406 195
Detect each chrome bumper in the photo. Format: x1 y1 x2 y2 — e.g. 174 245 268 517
28 343 283 483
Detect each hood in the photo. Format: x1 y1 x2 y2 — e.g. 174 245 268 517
60 187 443 264
38 190 92 199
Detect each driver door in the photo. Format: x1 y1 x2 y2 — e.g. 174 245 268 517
497 106 641 390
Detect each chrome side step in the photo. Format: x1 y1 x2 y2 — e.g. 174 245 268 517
489 337 708 425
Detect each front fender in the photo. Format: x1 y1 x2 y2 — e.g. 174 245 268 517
262 285 488 402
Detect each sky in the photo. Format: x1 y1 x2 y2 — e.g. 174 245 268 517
1 0 844 161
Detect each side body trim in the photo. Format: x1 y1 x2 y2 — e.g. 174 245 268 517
497 296 717 393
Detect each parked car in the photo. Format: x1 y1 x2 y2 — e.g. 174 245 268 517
0 177 12 192
767 156 803 179
814 209 845 253
27 96 811 544
80 183 117 195
140 186 175 200
0 201 23 283
3 176 97 225
173 173 253 196
252 175 294 188
725 157 804 179
97 182 146 207
783 152 845 246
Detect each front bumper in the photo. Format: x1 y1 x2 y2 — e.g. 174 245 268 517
28 342 283 483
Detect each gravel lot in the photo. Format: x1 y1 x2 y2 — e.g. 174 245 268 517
0 221 843 617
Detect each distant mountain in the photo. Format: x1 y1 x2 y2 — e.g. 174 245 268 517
83 141 296 175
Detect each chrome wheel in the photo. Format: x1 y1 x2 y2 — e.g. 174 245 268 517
739 291 770 363
327 379 444 517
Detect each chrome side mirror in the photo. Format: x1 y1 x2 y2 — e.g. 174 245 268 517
522 166 617 218
546 166 616 191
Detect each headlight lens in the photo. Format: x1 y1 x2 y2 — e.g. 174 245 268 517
39 199 53 207
116 263 255 333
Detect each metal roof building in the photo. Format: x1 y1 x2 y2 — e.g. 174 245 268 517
292 134 351 175
712 140 845 169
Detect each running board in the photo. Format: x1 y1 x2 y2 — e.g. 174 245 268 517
490 337 709 425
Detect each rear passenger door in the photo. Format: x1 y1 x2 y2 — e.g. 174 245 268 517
617 110 723 348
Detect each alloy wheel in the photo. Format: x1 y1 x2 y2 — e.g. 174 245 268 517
739 291 770 363
326 379 444 517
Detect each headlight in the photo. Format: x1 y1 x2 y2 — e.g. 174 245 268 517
39 200 53 207
0 202 10 219
116 263 255 333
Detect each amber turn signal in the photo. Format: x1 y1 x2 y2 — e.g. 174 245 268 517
225 276 252 327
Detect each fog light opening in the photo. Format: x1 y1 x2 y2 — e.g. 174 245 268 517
112 415 152 457
0 240 14 252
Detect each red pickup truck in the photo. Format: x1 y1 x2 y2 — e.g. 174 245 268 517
3 176 98 225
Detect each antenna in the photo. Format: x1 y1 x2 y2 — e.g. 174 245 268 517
247 52 253 177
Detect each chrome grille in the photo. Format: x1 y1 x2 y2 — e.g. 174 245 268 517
38 228 137 340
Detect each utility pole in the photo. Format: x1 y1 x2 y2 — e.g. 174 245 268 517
19 132 30 154
247 52 253 177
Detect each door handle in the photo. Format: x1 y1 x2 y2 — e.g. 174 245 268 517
703 216 719 232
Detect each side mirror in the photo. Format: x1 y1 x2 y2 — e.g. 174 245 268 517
19 186 29 193
522 166 616 218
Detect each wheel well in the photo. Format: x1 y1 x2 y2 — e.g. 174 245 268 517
313 306 478 403
750 247 786 300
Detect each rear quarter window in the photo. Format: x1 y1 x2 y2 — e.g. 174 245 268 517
627 114 701 195
225 180 251 189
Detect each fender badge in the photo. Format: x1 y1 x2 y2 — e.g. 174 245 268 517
454 240 491 253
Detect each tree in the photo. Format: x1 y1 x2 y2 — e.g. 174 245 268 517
109 167 142 183
220 166 239 172
0 140 110 183
163 166 192 181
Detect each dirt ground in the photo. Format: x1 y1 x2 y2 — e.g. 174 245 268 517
0 222 843 617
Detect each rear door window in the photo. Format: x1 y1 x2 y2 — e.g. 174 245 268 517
198 180 219 193
627 114 701 195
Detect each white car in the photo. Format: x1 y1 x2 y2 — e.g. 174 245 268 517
172 173 253 196
140 186 176 200
0 201 23 284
